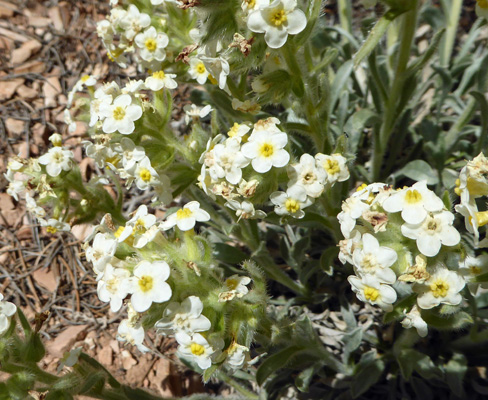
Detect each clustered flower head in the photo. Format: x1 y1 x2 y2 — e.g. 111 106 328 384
199 117 350 221
338 181 466 337
84 203 256 371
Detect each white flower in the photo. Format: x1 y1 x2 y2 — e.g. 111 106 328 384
184 104 213 125
315 153 350 185
118 205 158 248
337 196 370 238
99 94 143 135
338 229 362 265
133 157 160 190
199 56 230 90
241 0 268 12
117 319 148 352
97 264 131 312
241 130 290 173
382 181 444 225
122 79 145 95
352 233 397 284
270 185 313 219
25 193 45 219
86 232 118 276
218 275 252 302
130 260 172 312
161 201 210 231
175 332 216 370
401 305 428 337
114 137 146 171
38 147 73 177
188 58 210 84
415 268 465 310
288 153 327 198
225 200 266 221
348 275 397 312
135 27 169 62
156 296 211 335
459 254 488 295
252 117 281 133
401 210 460 257
0 293 16 336
210 138 250 185
227 123 251 142
40 218 71 234
226 343 249 369
247 0 307 49
5 169 25 201
118 4 151 40
476 0 488 20
145 70 177 91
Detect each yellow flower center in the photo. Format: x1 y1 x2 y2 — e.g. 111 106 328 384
196 62 206 74
152 70 166 80
470 266 482 275
430 279 449 298
145 38 157 52
81 75 90 82
113 106 126 121
134 218 146 234
258 143 274 158
476 211 488 227
478 0 488 9
426 218 439 232
356 183 367 192
270 9 287 26
176 208 193 219
114 226 125 238
139 168 152 182
245 0 256 8
324 159 340 175
361 255 378 272
190 343 205 356
108 48 124 62
405 189 422 204
138 275 154 292
46 226 58 234
363 286 379 301
285 198 300 213
226 278 239 290
228 123 240 138
208 74 218 85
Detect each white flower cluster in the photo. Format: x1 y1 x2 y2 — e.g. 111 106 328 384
199 118 288 221
4 137 78 235
97 4 169 70
0 293 16 336
455 153 488 247
199 117 350 221
338 182 465 337
271 152 349 219
85 135 172 204
86 203 251 370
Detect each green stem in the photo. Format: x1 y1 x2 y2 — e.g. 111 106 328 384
439 0 463 67
338 0 352 35
372 0 419 181
215 371 258 399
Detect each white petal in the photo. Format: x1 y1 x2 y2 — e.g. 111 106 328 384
247 11 267 33
264 26 289 49
417 234 441 257
285 9 307 35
